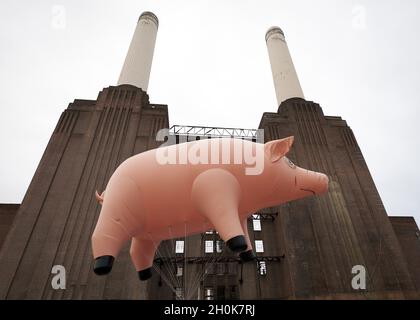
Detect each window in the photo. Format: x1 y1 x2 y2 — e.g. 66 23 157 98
216 240 224 253
175 240 184 254
205 230 218 234
205 240 214 253
253 219 261 231
204 287 214 300
258 261 267 275
176 266 183 277
255 240 264 253
175 287 183 300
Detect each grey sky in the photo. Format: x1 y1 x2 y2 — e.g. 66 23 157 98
0 0 419 224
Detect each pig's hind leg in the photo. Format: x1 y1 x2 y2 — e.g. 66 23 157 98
130 237 160 281
239 218 256 262
191 168 247 253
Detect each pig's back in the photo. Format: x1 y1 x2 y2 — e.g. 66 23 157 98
108 139 257 232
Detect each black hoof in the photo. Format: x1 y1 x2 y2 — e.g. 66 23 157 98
240 249 256 262
138 268 152 281
93 255 114 275
226 235 247 252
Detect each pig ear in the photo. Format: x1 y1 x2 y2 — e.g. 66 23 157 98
264 136 294 162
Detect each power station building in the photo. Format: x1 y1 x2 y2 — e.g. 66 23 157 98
0 12 419 300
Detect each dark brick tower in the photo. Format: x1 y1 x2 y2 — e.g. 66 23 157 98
0 14 419 300
0 86 168 299
256 98 418 298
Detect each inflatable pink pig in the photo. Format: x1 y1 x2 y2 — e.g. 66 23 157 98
92 136 328 280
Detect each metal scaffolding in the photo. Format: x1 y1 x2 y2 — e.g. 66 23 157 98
154 255 284 265
169 124 260 140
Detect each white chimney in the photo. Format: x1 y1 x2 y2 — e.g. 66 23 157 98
265 27 304 105
118 11 159 91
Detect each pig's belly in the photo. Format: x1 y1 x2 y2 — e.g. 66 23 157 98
137 189 212 241
139 219 215 242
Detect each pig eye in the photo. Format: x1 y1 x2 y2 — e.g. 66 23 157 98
285 157 296 169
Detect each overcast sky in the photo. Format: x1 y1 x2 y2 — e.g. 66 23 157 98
0 0 419 224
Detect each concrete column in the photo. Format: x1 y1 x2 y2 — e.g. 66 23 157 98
266 27 304 105
118 11 159 91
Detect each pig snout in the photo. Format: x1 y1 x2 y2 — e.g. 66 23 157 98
296 170 329 195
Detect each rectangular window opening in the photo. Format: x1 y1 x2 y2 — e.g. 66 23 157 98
175 240 184 254
216 240 224 253
176 266 183 277
253 219 261 231
204 287 214 300
205 240 214 253
255 240 264 253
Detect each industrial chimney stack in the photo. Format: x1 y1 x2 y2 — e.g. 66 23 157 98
265 27 304 105
118 11 159 91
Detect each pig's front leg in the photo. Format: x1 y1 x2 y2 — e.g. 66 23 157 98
239 218 256 262
130 237 160 281
191 168 247 253
92 176 144 276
